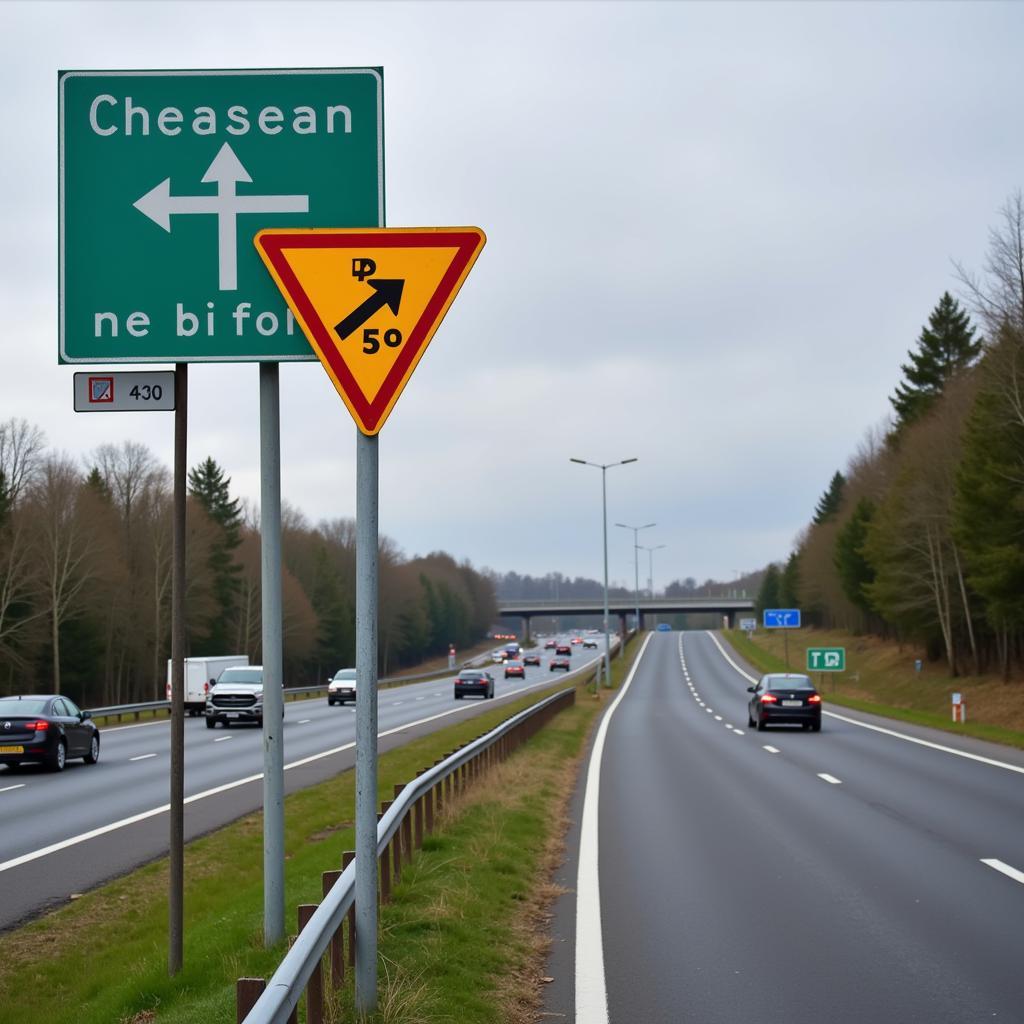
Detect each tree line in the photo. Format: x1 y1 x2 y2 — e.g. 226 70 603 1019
0 437 496 708
757 190 1024 679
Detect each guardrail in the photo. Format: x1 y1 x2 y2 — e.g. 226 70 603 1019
236 680 582 1024
86 663 483 724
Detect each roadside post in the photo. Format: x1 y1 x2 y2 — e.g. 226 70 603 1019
952 692 967 723
763 608 801 668
256 225 485 1010
59 67 385 968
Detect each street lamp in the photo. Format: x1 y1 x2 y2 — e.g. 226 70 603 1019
570 457 638 688
639 543 667 598
615 521 655 637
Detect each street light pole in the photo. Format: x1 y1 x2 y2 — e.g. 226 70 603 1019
615 521 655 637
571 457 638 689
640 543 667 598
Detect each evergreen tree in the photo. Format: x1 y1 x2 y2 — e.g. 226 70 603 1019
188 457 243 653
83 466 112 503
812 471 845 525
310 547 353 672
779 551 801 608
756 564 782 615
834 498 877 615
890 292 981 429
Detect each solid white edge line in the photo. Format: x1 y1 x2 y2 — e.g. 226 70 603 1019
575 632 654 1024
703 631 1024 777
129 753 157 762
981 858 1024 885
0 661 595 875
0 784 26 793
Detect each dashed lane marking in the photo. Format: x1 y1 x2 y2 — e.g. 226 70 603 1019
981 859 1024 886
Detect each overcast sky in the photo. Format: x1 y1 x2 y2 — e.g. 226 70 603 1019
3 1 1023 590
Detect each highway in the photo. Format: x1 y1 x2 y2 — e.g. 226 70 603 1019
0 637 606 931
544 630 1024 1023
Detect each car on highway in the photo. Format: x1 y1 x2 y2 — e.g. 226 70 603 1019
523 653 541 666
570 636 582 645
206 666 270 728
491 650 505 664
549 657 571 672
0 695 100 772
544 639 557 649
555 644 572 656
657 623 671 632
454 670 495 700
327 668 357 705
747 673 822 731
503 643 522 660
582 638 598 649
504 659 526 679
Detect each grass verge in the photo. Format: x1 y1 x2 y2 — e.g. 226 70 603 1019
724 627 1024 750
0 637 642 1024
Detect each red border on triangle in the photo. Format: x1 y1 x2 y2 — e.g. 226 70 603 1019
257 230 483 433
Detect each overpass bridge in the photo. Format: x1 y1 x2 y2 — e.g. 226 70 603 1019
496 597 755 640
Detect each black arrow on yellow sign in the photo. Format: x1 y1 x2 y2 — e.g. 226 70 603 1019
334 279 405 341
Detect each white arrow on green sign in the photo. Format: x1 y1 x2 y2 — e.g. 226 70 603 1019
58 68 384 363
807 647 846 672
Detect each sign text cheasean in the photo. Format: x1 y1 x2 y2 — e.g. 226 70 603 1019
58 68 383 363
255 228 486 434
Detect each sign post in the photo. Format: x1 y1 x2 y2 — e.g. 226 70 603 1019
763 608 801 669
257 224 484 1010
59 67 385 970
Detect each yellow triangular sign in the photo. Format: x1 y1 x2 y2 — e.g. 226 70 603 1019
255 227 485 434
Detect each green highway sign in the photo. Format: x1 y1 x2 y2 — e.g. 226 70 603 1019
59 68 384 363
807 647 846 672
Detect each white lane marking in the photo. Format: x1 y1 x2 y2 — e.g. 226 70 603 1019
0 666 581 875
576 632 654 1024
0 784 26 793
298 719 311 725
705 708 714 714
129 753 157 762
392 701 403 706
733 729 745 736
416 696 426 701
981 858 1024 885
763 745 780 754
704 631 1024 778
818 773 842 785
714 715 723 722
214 735 233 743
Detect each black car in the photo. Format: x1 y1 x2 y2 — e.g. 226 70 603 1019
523 653 541 666
549 657 571 672
555 644 572 656
582 639 598 649
454 670 495 700
747 673 822 731
0 695 100 772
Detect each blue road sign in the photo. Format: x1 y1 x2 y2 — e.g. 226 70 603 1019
763 608 801 629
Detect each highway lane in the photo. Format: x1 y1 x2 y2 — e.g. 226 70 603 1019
0 636 605 930
552 630 1024 1023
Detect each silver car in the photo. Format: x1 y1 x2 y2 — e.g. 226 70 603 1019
328 668 357 705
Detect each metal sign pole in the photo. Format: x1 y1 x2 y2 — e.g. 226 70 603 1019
355 429 379 1010
168 363 187 975
260 363 285 946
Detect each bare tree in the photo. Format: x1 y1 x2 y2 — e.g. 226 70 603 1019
955 188 1024 334
0 418 46 505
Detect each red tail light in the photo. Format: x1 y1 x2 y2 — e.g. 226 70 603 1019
23 720 50 733
808 694 822 704
759 693 778 704
204 681 210 693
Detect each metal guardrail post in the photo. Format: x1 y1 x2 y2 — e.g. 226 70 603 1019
343 851 355 970
297 905 322 1024
321 870 343 988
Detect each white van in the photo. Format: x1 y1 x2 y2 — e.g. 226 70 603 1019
166 655 250 715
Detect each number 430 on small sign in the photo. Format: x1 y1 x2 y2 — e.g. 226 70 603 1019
73 371 176 413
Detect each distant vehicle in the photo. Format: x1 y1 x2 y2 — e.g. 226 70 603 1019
523 653 541 666
503 643 522 659
206 666 272 729
491 650 506 664
327 668 357 705
549 657 571 672
544 640 557 650
555 644 572 656
166 654 250 716
657 623 671 632
582 639 598 649
570 637 582 645
0 695 99 772
454 670 495 700
747 673 822 732
504 659 525 679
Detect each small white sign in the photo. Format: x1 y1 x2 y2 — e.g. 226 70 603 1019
952 692 962 705
740 618 757 632
74 371 175 412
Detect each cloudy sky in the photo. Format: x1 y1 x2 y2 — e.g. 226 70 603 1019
3 1 1023 590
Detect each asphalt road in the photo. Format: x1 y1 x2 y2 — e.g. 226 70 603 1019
0 637 606 931
545 630 1024 1023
